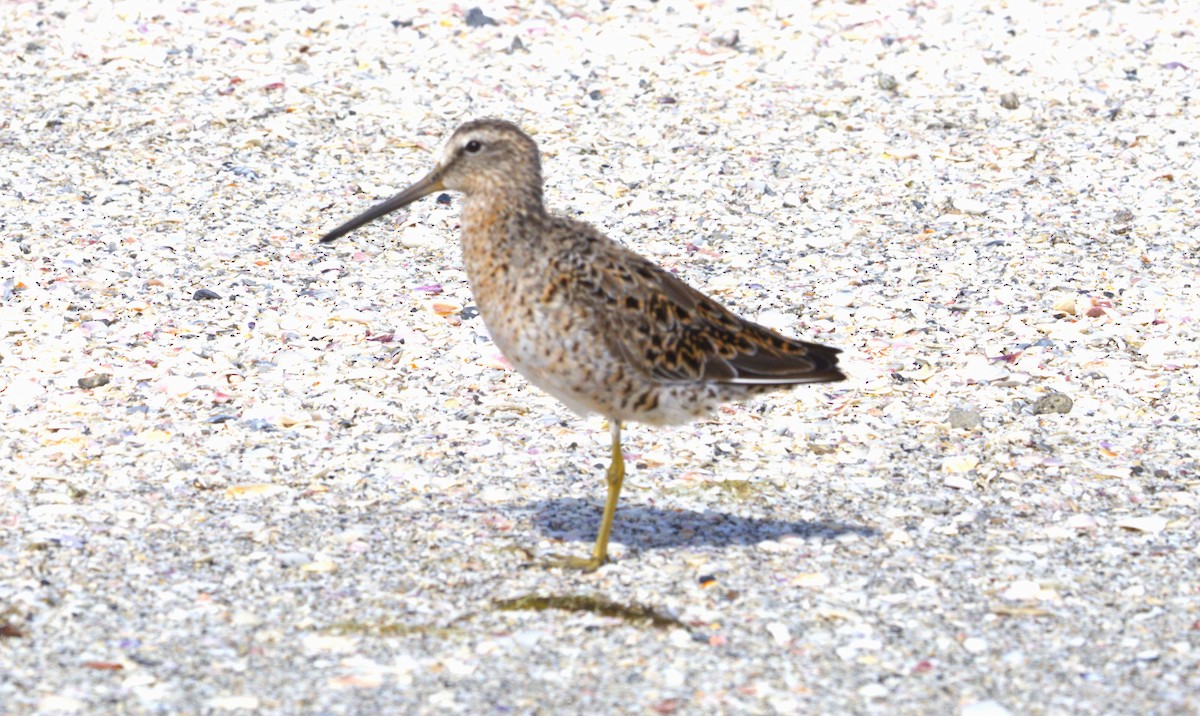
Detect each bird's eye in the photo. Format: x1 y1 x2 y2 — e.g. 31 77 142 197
464 139 483 154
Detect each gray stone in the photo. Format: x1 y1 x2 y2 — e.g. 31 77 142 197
77 374 111 390
948 408 982 429
1033 393 1073 415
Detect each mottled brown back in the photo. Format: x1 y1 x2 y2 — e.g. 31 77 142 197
542 217 845 389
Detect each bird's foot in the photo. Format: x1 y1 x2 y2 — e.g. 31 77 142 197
541 553 608 572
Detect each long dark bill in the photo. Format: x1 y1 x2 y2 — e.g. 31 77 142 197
319 166 446 244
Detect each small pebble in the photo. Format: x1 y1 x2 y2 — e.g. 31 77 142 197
711 29 739 48
920 497 951 515
464 7 496 27
277 551 312 568
1032 393 1073 415
943 474 973 490
942 455 979 473
193 289 222 300
999 92 1020 110
877 73 898 91
948 408 981 430
952 197 989 215
1066 514 1098 530
765 622 790 646
1116 516 1168 535
1001 580 1044 601
859 684 888 699
1109 208 1133 234
77 374 111 390
1110 209 1134 224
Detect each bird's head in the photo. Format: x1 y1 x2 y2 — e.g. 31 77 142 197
320 119 542 244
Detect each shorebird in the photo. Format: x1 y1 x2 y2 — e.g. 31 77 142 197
321 119 845 570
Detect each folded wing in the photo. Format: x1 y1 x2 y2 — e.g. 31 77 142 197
570 243 845 388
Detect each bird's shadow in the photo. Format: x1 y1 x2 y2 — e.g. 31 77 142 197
527 498 878 552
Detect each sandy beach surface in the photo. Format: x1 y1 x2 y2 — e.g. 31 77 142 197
2 1 1198 713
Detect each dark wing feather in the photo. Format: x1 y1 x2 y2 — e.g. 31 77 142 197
570 236 845 387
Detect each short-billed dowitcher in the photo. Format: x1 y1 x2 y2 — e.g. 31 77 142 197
321 119 845 570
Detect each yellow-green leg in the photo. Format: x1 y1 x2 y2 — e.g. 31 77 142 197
590 419 625 566
548 419 624 571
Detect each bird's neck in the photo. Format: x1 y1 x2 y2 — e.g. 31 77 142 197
458 188 547 289
460 189 546 244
